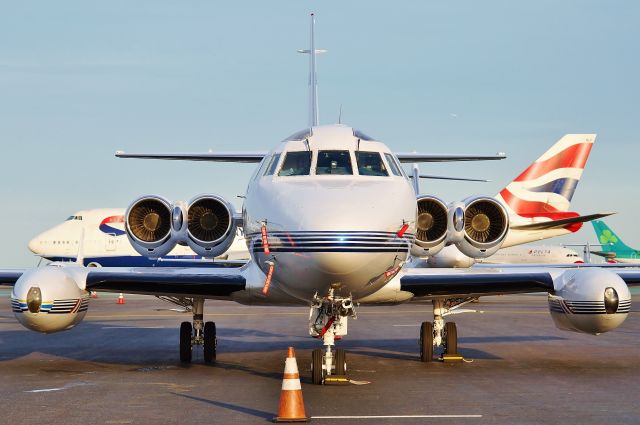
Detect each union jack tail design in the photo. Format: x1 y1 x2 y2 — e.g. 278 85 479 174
496 134 596 222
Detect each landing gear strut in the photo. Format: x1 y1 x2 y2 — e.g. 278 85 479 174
419 297 476 361
309 288 355 384
176 297 217 364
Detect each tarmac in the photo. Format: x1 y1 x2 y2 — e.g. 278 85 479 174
0 287 638 424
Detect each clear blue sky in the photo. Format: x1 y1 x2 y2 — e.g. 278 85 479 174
1 1 638 267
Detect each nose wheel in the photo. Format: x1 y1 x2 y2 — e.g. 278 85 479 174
311 348 347 385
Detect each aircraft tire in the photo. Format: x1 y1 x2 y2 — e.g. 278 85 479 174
180 321 192 363
335 348 346 375
203 321 217 364
445 322 457 355
420 321 433 362
311 348 323 385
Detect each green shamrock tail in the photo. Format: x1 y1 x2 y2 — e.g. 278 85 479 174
591 220 632 252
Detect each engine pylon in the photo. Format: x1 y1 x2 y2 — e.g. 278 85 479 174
273 347 308 423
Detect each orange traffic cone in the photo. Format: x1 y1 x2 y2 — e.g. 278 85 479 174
90 291 98 299
273 347 308 423
116 293 125 304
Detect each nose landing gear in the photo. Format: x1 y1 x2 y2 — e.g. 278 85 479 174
309 289 355 384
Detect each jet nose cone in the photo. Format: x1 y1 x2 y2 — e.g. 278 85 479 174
28 236 40 254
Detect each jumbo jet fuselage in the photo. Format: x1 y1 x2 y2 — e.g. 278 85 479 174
243 125 416 301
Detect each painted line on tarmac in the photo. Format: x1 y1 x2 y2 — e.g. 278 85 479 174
101 326 166 329
311 414 482 419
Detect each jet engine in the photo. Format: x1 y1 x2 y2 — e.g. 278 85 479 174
11 266 89 333
125 194 238 259
411 196 448 257
411 195 508 259
185 194 237 258
453 196 509 258
548 268 631 334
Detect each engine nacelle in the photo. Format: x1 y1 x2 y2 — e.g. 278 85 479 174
425 245 475 268
11 266 88 333
125 194 238 259
125 195 176 258
185 194 238 258
411 196 448 257
453 196 509 258
549 268 631 335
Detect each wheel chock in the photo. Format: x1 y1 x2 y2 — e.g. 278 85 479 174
441 354 464 363
323 375 350 385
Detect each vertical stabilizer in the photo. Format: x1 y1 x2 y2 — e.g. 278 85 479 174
496 134 596 219
298 13 326 127
592 220 633 253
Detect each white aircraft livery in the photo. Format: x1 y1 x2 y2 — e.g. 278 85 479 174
28 209 249 267
426 245 583 268
1 14 637 385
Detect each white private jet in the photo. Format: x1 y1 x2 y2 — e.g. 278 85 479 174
27 209 249 267
2 14 637 385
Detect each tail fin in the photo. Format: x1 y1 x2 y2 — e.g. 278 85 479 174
592 220 633 252
496 134 595 219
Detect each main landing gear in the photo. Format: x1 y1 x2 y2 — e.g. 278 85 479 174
309 288 355 385
419 297 476 362
160 296 217 364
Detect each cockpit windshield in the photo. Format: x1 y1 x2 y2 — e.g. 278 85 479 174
279 151 312 176
317 150 353 175
356 152 388 176
66 215 82 221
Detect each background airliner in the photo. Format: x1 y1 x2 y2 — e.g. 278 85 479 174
592 220 640 262
28 209 248 267
2 14 636 386
414 133 610 267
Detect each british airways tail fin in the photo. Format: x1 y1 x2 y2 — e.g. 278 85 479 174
496 134 596 220
592 220 634 252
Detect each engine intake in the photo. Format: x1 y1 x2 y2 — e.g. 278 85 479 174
127 197 172 244
411 196 448 256
125 196 175 258
454 196 509 258
188 196 232 244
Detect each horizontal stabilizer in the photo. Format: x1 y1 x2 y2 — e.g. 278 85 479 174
510 212 614 231
395 153 506 163
115 151 267 163
411 174 489 182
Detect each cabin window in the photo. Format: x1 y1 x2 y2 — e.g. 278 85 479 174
264 153 281 176
316 150 353 175
384 153 402 176
356 152 388 176
279 151 312 176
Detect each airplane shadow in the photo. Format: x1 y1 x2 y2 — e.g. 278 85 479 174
173 393 273 421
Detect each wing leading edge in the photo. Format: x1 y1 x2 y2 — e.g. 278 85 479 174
85 267 246 297
115 151 267 163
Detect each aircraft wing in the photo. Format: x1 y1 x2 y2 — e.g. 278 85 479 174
85 267 246 297
400 268 555 298
115 151 267 163
399 265 640 298
0 269 25 286
395 153 506 163
510 212 615 231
